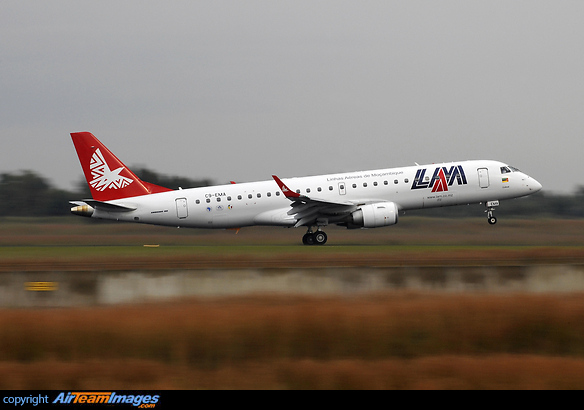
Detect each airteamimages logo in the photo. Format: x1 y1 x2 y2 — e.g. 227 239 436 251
89 148 134 191
410 165 468 193
52 392 159 407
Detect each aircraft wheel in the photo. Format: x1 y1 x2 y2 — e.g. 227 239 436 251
303 233 315 245
314 231 328 245
488 216 497 225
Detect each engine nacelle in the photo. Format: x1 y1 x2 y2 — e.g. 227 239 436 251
70 204 94 217
350 201 398 228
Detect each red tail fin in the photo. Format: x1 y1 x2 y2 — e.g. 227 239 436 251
71 132 172 201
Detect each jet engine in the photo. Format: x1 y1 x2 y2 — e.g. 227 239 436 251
350 201 398 228
70 204 94 217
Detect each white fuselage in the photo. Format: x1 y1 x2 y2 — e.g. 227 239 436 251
90 160 542 229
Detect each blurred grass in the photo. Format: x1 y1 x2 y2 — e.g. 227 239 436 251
1 245 583 272
1 293 584 389
3 356 584 389
1 216 584 247
1 217 583 269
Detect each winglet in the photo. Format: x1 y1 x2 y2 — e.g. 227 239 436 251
272 175 301 198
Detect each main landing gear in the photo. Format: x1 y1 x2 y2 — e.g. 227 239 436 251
302 229 328 245
485 200 499 225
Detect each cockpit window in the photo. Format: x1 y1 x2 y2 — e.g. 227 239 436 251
501 165 521 174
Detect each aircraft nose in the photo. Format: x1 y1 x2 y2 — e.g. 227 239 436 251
527 177 543 193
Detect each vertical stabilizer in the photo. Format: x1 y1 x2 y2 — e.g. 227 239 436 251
71 132 172 201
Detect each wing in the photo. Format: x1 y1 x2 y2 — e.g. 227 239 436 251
272 175 358 227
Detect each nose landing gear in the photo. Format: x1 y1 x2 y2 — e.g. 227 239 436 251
487 214 497 225
485 200 499 225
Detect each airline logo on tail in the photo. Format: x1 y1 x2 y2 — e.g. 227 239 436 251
89 148 134 191
411 165 467 192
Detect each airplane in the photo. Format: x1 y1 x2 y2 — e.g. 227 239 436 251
70 132 542 245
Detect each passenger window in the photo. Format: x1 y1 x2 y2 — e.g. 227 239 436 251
206 199 210 203
248 194 252 199
257 193 261 198
352 184 357 189
196 199 200 204
267 192 271 197
296 189 301 194
227 196 231 201
405 179 409 183
306 188 311 193
276 191 280 196
238 195 242 200
317 187 322 192
217 197 221 202
394 180 398 184
329 186 333 191
384 181 388 185
373 181 378 186
363 183 367 187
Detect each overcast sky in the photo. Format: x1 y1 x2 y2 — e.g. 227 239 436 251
1 1 582 194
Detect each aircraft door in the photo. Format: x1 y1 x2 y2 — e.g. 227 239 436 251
478 168 490 188
339 182 346 195
175 198 188 219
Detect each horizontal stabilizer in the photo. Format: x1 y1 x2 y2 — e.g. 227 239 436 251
73 200 136 212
